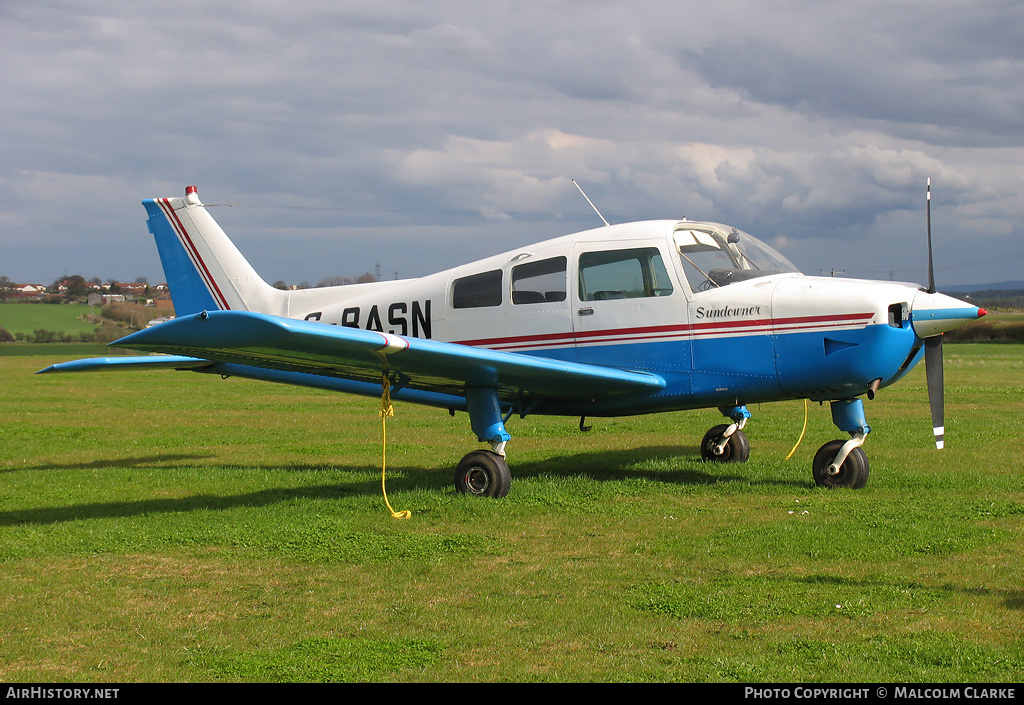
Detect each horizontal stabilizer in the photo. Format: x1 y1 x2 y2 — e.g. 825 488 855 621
110 310 667 403
37 355 214 374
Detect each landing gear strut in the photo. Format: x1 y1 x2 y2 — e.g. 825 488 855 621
454 385 514 498
813 398 871 489
701 405 751 463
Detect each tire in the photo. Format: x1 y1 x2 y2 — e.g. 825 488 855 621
812 440 870 489
700 424 751 463
454 450 512 498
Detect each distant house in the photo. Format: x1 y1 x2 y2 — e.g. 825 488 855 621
14 284 46 298
88 293 126 306
115 282 148 299
154 296 174 311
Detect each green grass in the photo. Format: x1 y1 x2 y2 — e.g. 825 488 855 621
1 346 1022 682
0 302 101 336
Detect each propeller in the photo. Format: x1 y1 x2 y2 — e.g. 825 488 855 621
925 336 944 449
924 178 944 449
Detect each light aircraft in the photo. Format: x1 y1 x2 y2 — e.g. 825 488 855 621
40 184 985 497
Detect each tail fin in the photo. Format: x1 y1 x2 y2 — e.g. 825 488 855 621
143 186 286 316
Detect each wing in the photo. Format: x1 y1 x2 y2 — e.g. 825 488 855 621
40 310 665 407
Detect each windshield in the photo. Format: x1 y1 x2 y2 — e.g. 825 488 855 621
674 224 799 292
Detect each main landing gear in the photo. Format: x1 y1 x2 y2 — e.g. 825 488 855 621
453 386 514 498
702 399 871 489
454 450 511 498
452 392 875 497
700 405 752 463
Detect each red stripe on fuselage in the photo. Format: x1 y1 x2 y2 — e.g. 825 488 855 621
453 312 875 350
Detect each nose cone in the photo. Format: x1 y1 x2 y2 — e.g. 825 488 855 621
910 290 986 338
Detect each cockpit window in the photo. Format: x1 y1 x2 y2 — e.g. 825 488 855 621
674 225 799 292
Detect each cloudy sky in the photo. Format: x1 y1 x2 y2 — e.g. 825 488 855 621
3 0 1022 287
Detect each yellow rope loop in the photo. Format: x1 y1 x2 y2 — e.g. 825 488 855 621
379 374 395 420
785 398 809 460
379 374 410 519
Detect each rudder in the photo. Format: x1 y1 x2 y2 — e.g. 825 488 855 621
143 186 286 316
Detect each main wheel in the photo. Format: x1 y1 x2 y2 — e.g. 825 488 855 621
454 450 512 498
812 440 869 489
700 424 750 463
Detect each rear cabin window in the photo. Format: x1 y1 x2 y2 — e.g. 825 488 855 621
452 269 503 308
578 247 673 301
511 256 567 304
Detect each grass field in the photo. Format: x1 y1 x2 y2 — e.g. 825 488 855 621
1 345 1022 682
0 302 101 337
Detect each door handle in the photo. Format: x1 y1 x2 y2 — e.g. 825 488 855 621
577 307 594 316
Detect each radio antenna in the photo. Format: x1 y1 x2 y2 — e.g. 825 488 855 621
572 179 610 227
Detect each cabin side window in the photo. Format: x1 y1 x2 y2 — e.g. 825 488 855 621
578 247 673 301
452 269 503 308
511 256 567 304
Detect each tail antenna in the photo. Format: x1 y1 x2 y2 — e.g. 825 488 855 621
572 179 611 227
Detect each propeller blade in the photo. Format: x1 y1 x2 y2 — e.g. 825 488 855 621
926 177 936 294
925 335 944 449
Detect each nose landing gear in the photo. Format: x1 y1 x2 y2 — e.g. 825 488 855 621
813 398 871 489
812 439 870 489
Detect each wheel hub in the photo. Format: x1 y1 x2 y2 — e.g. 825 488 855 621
465 467 490 494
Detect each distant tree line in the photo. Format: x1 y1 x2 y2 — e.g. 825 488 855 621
944 320 1024 343
0 273 158 303
962 290 1024 310
4 270 387 302
269 272 379 290
0 328 120 344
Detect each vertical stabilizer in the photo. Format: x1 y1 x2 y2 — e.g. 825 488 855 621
143 186 287 316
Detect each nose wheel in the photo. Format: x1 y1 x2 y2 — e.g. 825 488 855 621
814 398 872 489
812 440 869 489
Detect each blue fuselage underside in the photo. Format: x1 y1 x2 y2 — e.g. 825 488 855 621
212 320 922 418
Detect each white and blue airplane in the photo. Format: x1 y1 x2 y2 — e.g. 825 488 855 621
41 185 985 497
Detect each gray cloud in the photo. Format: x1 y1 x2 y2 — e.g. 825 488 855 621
2 0 1022 286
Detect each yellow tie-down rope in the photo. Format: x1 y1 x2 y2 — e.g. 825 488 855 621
785 398 809 460
380 374 411 519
